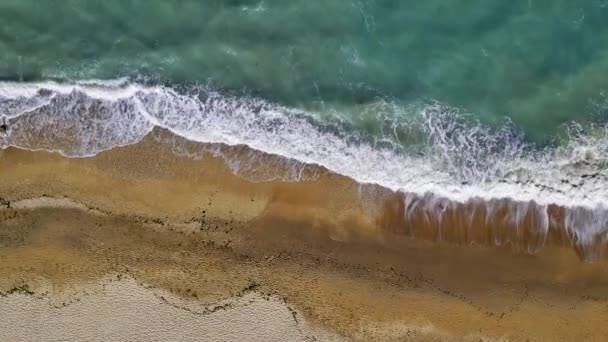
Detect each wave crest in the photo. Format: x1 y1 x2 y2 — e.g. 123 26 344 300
2 80 608 252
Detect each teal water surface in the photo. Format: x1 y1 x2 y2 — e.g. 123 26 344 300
2 0 608 142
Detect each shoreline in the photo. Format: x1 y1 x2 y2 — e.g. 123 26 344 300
1 129 606 260
1 132 608 341
2 80 608 212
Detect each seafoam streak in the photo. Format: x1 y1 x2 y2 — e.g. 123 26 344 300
1 80 608 253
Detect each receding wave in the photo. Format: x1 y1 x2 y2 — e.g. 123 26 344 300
1 80 608 258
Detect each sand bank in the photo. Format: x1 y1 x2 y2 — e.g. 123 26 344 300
1 131 607 341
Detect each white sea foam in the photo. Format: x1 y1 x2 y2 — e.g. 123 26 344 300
1 80 608 248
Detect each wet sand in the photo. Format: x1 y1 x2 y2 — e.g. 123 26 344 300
1 131 608 341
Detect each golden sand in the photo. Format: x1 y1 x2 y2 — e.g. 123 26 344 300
1 131 607 341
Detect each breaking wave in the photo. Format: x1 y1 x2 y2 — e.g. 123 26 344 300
1 79 608 258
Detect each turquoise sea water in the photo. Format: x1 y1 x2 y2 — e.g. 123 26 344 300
2 0 608 141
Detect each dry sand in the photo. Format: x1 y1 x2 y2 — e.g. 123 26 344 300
0 275 342 342
1 131 607 341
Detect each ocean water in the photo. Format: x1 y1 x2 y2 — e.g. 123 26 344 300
2 1 608 255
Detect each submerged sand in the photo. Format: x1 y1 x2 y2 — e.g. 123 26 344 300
1 131 608 341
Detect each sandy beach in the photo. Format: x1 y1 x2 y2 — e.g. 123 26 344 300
1 130 608 341
4 2 608 340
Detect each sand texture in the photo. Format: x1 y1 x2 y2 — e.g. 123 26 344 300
1 132 607 341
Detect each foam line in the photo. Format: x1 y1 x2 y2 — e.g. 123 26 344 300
1 80 608 247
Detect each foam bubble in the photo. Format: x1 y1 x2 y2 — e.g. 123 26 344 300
1 80 608 251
